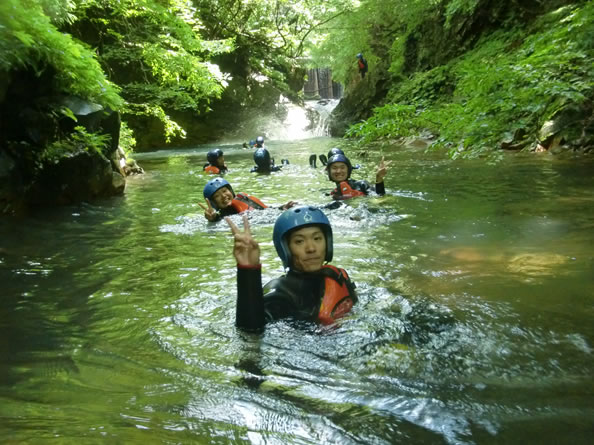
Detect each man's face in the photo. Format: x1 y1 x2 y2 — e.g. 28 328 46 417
216 156 225 168
288 226 326 272
212 187 233 209
329 162 349 182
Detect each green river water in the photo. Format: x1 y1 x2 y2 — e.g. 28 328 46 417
1 137 593 444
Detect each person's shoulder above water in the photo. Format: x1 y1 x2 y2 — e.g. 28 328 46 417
326 153 391 200
199 178 297 222
251 147 283 174
226 205 357 331
203 148 228 174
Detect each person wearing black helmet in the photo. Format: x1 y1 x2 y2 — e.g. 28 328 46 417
225 206 357 331
326 153 390 200
251 147 282 173
312 148 360 170
203 149 228 174
254 136 265 148
200 177 296 222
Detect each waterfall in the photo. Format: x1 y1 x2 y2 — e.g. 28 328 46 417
261 98 339 140
304 99 340 137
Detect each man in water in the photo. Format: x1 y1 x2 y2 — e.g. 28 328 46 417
250 147 282 173
199 177 296 222
226 206 357 331
326 154 390 200
254 136 265 148
203 149 228 174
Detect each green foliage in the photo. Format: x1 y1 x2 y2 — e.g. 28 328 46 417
344 1 594 158
309 0 440 83
41 126 111 163
0 0 122 109
119 122 136 157
345 104 418 143
70 0 234 139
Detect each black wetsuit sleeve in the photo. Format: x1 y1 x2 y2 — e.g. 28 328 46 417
374 181 385 196
236 266 265 331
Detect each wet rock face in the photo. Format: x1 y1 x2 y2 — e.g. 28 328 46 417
26 149 125 207
0 66 128 214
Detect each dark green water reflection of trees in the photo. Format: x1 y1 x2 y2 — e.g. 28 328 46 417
1 139 593 444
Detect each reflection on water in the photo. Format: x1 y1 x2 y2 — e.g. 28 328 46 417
1 140 593 444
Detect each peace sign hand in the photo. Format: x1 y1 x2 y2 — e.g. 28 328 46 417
376 156 392 183
198 198 218 222
225 214 261 266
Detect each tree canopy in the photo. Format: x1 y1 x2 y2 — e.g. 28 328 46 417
2 0 592 156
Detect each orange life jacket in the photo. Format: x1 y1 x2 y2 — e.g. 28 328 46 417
332 181 366 200
204 165 220 174
318 265 355 324
358 60 366 70
229 193 267 213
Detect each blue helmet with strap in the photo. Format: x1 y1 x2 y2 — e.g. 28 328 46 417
254 147 271 168
255 136 265 146
203 177 234 209
356 53 363 59
327 147 344 159
326 154 353 180
206 148 223 164
273 206 333 269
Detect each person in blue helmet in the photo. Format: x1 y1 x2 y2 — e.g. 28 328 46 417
254 136 265 148
251 147 282 173
225 206 357 331
199 177 296 222
203 149 228 174
326 153 390 200
356 53 368 79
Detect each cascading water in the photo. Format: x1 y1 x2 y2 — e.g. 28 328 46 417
257 97 340 141
304 99 340 137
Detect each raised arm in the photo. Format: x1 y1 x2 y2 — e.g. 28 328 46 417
374 156 392 196
375 156 391 183
225 214 265 330
226 213 261 266
198 198 218 222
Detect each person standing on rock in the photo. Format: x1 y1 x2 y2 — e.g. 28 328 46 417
356 53 368 79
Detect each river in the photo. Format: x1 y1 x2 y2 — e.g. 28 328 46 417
1 136 593 444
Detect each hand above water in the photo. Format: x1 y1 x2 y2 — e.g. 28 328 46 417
225 214 261 267
281 201 298 210
376 156 392 183
198 198 218 222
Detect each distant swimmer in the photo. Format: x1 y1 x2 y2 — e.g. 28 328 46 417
203 149 228 174
250 148 283 174
254 136 265 148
